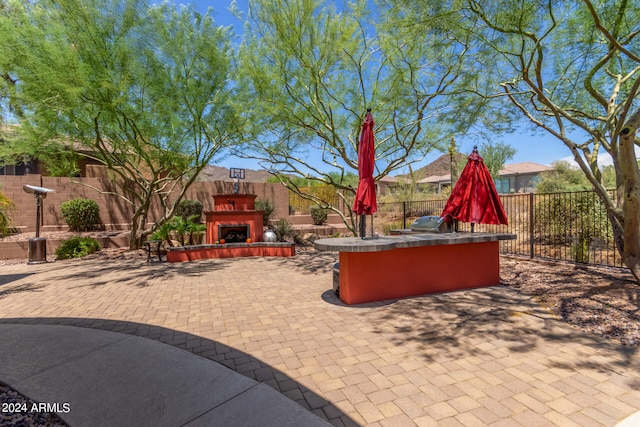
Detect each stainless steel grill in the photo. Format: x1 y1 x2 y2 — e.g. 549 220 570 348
410 216 453 233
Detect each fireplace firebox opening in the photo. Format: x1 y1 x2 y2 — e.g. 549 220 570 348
219 224 250 243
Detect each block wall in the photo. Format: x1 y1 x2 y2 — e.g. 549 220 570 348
0 175 289 233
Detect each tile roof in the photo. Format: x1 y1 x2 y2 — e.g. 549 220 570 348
498 162 551 175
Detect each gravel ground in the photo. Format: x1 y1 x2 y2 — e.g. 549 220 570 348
0 382 68 427
501 256 640 347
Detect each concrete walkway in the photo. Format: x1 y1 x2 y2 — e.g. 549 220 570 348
0 323 330 427
1 253 639 426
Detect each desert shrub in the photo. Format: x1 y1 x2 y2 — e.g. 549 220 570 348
273 218 294 241
571 233 590 263
533 191 610 245
60 198 100 231
255 199 275 224
175 199 203 223
310 205 328 225
382 220 405 235
55 236 100 260
289 185 339 214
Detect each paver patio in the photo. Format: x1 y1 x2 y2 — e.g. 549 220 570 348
1 252 639 426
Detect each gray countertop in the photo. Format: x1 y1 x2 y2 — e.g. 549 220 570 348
314 232 516 253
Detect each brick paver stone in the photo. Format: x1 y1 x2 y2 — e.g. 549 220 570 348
1 253 639 426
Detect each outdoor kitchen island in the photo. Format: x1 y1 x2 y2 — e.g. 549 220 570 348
315 232 516 305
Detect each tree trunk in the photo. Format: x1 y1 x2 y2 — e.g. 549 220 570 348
129 213 142 250
129 207 149 250
619 109 640 283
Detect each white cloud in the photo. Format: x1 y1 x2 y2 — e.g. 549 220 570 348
559 146 639 168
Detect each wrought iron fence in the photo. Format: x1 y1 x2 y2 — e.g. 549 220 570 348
377 191 624 268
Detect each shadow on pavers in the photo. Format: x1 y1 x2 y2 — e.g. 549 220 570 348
0 273 35 286
269 251 338 275
0 272 41 299
0 317 357 427
321 289 396 308
367 285 640 374
47 258 232 289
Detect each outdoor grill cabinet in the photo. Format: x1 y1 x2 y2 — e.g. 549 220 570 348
315 233 516 305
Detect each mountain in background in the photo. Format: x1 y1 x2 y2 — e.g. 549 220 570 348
396 153 468 180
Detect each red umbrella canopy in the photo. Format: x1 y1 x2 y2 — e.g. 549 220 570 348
353 110 377 215
441 147 508 225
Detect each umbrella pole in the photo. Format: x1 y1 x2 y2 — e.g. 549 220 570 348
471 223 475 233
360 214 366 239
370 214 374 238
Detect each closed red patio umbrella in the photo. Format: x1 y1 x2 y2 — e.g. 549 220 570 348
441 146 508 230
353 109 377 238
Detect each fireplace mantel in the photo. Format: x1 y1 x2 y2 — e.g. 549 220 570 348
212 194 257 211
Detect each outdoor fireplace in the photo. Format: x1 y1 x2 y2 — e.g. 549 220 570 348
219 224 250 243
205 194 264 244
168 192 296 262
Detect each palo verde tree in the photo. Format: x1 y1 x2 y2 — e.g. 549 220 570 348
479 141 516 181
236 0 495 235
0 0 239 248
383 0 640 282
469 0 640 282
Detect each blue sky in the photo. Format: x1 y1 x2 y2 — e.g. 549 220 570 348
183 0 586 174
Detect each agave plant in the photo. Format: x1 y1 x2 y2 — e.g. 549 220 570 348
273 218 294 242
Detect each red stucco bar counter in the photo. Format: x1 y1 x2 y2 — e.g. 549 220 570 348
314 233 516 305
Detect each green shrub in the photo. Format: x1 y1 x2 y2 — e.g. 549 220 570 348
175 199 203 223
382 219 405 235
255 199 275 224
0 188 16 237
289 185 339 214
151 221 172 243
55 236 100 260
533 191 610 245
571 233 590 264
273 218 294 241
310 205 328 225
61 198 100 231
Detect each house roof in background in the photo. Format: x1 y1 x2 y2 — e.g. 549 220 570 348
378 175 398 183
499 162 551 175
391 161 553 185
418 174 451 184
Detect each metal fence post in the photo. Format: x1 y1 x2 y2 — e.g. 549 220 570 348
529 192 534 259
403 201 407 229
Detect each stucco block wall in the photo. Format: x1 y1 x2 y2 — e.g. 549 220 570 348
1 175 289 233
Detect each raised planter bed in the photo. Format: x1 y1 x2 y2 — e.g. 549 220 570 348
166 242 296 262
0 233 130 261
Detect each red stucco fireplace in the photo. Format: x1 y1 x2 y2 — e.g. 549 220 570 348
205 194 264 244
166 193 295 262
